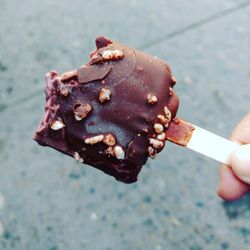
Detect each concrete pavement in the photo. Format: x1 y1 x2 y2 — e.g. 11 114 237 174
0 1 250 249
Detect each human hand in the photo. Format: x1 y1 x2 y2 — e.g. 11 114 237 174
217 113 250 201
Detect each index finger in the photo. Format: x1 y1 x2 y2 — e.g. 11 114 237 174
218 113 250 201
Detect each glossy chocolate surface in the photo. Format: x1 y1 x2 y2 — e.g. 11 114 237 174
34 37 179 183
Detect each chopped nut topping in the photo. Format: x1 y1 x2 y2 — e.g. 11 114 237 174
60 70 77 81
164 106 172 122
89 54 104 65
147 94 158 104
73 152 84 163
169 87 173 96
103 133 116 146
113 146 125 160
101 50 124 61
50 120 65 130
148 146 156 159
149 138 164 150
60 87 69 97
104 146 115 157
157 132 166 141
99 87 111 103
157 115 168 125
73 151 80 160
154 123 164 134
73 103 92 121
84 135 104 145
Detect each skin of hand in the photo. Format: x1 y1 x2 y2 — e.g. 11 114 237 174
217 113 250 201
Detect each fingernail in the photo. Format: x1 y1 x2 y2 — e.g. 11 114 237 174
231 144 250 184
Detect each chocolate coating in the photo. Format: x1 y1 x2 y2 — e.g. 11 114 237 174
33 37 179 183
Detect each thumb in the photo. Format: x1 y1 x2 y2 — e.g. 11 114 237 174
231 144 250 184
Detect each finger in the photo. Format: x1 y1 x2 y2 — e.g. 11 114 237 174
217 164 250 201
217 113 250 200
231 144 250 184
230 113 250 144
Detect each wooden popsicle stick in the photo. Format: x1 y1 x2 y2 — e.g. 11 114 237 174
186 125 240 164
166 119 240 165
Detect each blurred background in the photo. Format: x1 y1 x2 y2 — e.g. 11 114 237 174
0 0 250 249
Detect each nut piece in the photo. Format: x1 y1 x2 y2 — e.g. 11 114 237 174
113 146 125 160
60 70 77 81
50 120 65 131
101 50 124 61
84 135 104 145
73 103 92 121
73 152 84 163
169 87 173 96
164 106 172 122
157 132 166 141
149 138 164 150
60 87 69 97
103 133 116 146
157 115 168 125
154 123 164 134
89 54 104 65
148 146 156 159
99 87 111 103
147 94 158 104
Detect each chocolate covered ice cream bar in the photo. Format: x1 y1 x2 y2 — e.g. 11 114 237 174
33 36 179 183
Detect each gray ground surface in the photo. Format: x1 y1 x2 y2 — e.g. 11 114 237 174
0 0 250 249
